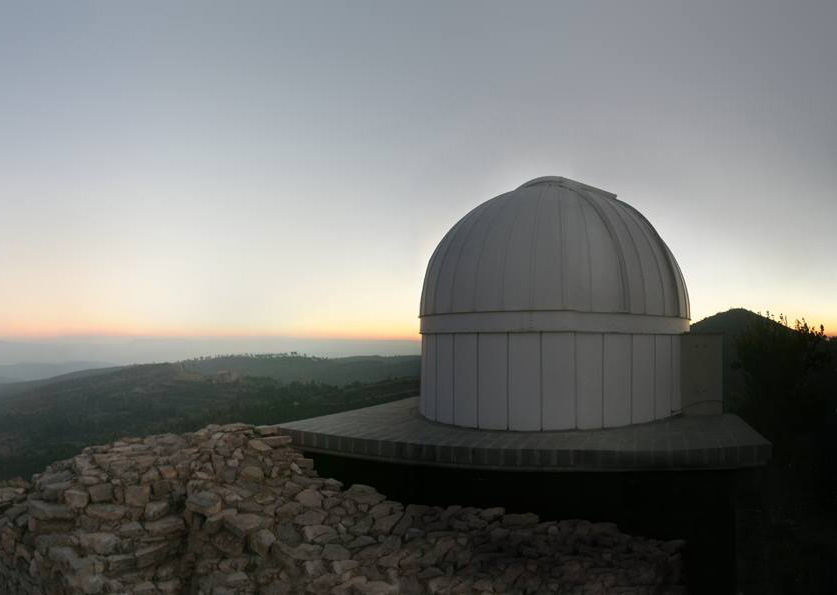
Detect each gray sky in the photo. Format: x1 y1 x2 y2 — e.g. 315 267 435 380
1 1 835 350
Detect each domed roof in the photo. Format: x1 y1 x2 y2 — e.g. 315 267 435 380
420 176 689 332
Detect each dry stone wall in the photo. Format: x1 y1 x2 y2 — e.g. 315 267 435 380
0 424 685 594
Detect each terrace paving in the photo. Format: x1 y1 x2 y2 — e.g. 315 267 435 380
278 397 771 471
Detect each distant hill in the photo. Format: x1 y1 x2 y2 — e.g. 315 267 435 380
690 308 766 400
0 366 126 400
690 307 767 336
181 354 420 386
0 358 419 481
690 308 836 404
0 361 114 384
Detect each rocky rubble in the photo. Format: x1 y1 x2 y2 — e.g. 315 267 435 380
0 424 685 594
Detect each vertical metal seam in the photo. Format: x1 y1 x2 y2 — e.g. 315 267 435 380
529 188 546 309
597 195 648 313
539 331 544 430
557 189 566 309
425 215 470 315
476 334 480 428
499 192 527 309
446 198 497 313
434 335 439 421
670 334 674 414
629 334 634 424
506 332 510 430
573 332 578 429
420 336 425 416
600 333 605 428
471 195 510 311
628 205 688 319
574 194 594 311
652 335 657 421
667 246 691 319
576 188 631 313
451 334 456 425
613 199 668 316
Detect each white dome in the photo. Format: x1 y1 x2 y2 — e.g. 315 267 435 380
420 176 689 335
419 177 691 431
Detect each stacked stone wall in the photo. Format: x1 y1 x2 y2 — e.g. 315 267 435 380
0 424 685 594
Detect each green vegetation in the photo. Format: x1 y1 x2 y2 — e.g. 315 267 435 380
181 353 420 386
732 313 833 450
694 309 837 593
0 358 419 481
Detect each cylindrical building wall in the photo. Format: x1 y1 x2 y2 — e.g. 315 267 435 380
419 331 682 430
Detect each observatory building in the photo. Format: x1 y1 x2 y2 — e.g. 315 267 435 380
280 176 769 471
419 176 688 431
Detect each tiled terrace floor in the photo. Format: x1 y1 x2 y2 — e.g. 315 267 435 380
278 398 770 471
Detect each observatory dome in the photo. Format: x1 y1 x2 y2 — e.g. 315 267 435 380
419 176 690 431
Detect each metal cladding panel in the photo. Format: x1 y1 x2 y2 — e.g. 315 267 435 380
477 333 508 429
542 332 576 430
450 197 506 312
603 334 631 427
654 335 672 419
501 188 541 310
561 193 593 311
607 199 663 314
424 329 682 430
582 198 622 313
432 206 486 314
422 334 437 420
671 335 681 413
436 334 454 424
663 242 690 319
631 334 655 423
576 333 603 429
474 199 520 312
508 333 541 430
419 336 427 417
453 334 478 427
623 204 681 317
421 215 467 317
532 196 564 309
585 192 642 314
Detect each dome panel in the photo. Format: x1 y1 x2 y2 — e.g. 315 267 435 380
560 192 593 312
473 197 519 312
449 197 504 312
531 195 564 309
584 196 623 312
501 187 541 311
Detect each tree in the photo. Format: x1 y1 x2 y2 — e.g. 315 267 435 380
732 312 831 455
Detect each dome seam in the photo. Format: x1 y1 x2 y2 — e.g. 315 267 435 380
574 192 594 312
594 192 648 315
426 207 479 315
612 200 671 317
445 199 496 314
528 188 547 311
499 190 527 312
470 195 512 312
574 187 633 314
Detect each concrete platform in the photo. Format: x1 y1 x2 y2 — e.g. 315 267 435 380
278 398 771 471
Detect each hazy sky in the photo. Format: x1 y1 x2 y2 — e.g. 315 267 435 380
1 1 835 345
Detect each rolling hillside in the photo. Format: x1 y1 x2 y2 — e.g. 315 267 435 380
181 353 420 385
0 361 114 384
0 358 419 481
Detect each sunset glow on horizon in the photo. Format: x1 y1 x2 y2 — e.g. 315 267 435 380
1 2 835 352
